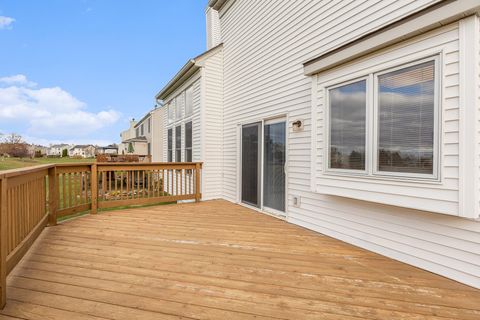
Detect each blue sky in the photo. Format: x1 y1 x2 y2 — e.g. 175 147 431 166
0 0 207 146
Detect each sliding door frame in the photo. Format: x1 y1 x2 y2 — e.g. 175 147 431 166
238 114 289 218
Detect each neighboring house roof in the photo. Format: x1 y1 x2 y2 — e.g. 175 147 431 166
208 0 229 10
72 145 94 149
155 44 223 101
123 137 148 143
134 109 155 128
51 144 69 148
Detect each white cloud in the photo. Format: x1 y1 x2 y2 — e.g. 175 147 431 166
0 16 15 30
0 75 121 140
0 74 37 87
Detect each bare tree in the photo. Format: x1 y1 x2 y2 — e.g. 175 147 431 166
0 133 29 158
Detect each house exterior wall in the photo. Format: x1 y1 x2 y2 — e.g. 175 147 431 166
161 48 224 200
151 107 165 162
201 48 224 200
119 120 137 154
136 115 153 156
217 0 480 288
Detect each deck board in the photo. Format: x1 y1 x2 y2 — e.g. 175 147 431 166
1 200 480 319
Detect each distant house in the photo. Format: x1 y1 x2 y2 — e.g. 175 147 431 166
96 144 118 155
27 145 48 157
68 145 95 158
119 108 164 160
47 144 71 157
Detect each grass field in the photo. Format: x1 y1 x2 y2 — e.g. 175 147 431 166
0 157 95 171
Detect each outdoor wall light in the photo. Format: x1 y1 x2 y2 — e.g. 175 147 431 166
292 120 303 132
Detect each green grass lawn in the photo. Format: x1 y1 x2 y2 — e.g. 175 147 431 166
0 157 95 171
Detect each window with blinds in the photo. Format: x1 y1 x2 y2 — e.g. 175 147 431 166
175 94 184 120
325 57 438 179
377 61 435 175
328 80 366 171
168 102 174 123
185 87 193 116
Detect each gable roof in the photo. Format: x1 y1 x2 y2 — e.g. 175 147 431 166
155 44 223 101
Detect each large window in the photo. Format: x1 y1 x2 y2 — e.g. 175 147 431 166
167 128 173 162
185 87 193 116
141 124 144 136
175 94 183 120
185 122 192 162
327 58 438 179
175 125 182 162
147 118 151 133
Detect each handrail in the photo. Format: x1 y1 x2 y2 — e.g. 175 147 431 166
0 161 203 308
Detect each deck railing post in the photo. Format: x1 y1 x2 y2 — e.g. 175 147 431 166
91 164 98 214
195 163 201 202
48 167 57 226
0 177 7 309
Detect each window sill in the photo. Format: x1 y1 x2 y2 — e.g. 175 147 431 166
322 170 442 186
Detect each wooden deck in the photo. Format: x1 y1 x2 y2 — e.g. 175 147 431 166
1 200 479 320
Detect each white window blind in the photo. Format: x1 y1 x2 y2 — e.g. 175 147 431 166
377 61 435 175
185 87 193 116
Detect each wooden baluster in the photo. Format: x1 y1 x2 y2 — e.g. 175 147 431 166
0 177 7 308
195 163 201 202
48 167 57 226
142 171 145 198
120 171 124 199
91 164 98 214
114 171 118 200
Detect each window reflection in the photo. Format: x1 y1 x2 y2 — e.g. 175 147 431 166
329 80 366 170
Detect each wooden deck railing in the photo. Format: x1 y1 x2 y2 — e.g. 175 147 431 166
0 162 202 308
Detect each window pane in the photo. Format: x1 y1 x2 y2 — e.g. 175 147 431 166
185 87 193 116
185 122 192 148
168 102 174 122
329 80 366 170
175 125 181 162
186 149 192 162
167 129 173 162
377 61 435 175
176 94 183 119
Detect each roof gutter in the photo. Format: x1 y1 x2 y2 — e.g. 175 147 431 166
155 60 198 101
208 0 228 10
155 44 223 101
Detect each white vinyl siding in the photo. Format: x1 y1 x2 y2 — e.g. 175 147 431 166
202 48 224 200
218 0 480 288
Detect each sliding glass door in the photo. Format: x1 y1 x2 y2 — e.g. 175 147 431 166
241 123 261 207
241 119 286 215
263 120 286 213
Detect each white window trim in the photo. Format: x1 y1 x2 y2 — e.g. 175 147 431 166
323 55 441 183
